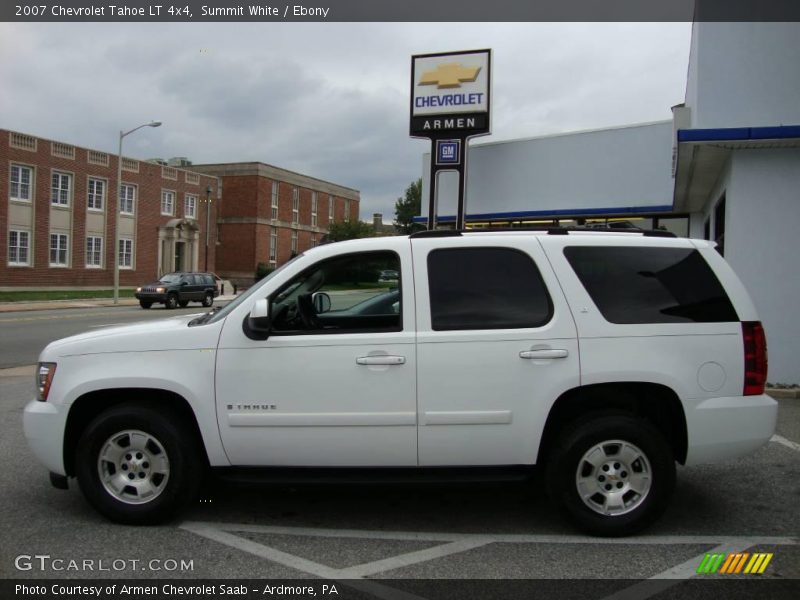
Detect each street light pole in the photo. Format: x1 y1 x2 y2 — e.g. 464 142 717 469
204 185 212 272
114 120 162 304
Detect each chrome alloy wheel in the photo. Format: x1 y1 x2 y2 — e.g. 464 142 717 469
575 439 652 516
97 430 170 505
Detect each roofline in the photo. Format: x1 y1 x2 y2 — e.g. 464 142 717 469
413 205 676 223
466 120 673 150
191 161 360 196
1 128 215 180
677 124 800 143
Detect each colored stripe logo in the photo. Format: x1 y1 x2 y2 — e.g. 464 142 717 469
697 552 773 574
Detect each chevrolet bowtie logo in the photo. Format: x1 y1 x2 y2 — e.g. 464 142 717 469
419 63 481 89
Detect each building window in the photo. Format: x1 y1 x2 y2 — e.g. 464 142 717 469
120 184 136 215
311 192 318 227
344 199 351 220
271 182 279 220
328 195 334 223
269 230 277 264
51 172 71 207
292 188 299 224
87 178 105 211
49 233 69 267
10 165 33 202
118 238 133 269
185 194 198 219
8 230 30 266
86 236 103 268
714 195 726 256
291 230 298 255
161 190 175 216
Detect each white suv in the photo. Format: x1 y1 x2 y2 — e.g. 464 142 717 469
23 229 776 536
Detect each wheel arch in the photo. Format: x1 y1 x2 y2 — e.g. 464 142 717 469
537 382 688 466
63 388 209 476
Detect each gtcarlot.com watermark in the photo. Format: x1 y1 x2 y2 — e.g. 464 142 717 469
14 554 194 572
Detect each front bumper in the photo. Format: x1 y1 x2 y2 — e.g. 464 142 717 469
23 399 68 476
685 393 778 465
135 292 167 303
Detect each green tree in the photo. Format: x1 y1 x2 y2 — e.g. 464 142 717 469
394 178 424 234
326 219 373 242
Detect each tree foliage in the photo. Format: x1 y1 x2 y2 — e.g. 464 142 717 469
326 219 374 242
394 178 424 234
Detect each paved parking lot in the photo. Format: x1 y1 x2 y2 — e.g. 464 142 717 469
1 369 797 599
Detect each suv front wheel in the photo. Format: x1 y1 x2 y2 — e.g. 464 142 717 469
545 414 675 537
75 403 203 524
165 293 178 310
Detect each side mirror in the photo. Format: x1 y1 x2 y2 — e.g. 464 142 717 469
312 292 332 314
245 299 271 339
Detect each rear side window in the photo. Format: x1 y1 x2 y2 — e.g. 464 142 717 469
564 246 738 324
427 247 552 331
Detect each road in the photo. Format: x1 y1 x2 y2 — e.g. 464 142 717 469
0 304 218 368
1 372 799 594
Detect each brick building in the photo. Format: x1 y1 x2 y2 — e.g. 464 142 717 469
1 129 220 289
192 162 360 284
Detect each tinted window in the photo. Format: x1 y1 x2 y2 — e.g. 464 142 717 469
427 247 552 331
564 246 738 324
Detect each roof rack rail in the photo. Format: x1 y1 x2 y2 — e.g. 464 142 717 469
408 230 463 239
410 226 676 238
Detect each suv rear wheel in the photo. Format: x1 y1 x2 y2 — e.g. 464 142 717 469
75 403 203 524
545 414 675 537
202 292 214 307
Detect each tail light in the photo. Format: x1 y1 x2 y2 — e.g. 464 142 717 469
742 321 767 395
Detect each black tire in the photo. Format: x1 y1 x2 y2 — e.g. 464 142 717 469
202 292 214 308
545 414 675 537
139 301 152 309
178 300 189 308
75 403 203 525
165 294 178 309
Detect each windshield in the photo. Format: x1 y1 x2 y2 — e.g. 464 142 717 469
197 254 304 326
159 273 182 283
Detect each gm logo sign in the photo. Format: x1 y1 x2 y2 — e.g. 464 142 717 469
436 140 461 165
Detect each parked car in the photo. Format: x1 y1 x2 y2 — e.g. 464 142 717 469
24 229 775 535
135 272 219 309
378 269 399 281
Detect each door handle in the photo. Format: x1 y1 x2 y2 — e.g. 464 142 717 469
519 349 569 360
356 355 406 366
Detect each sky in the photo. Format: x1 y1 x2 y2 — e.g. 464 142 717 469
0 22 692 222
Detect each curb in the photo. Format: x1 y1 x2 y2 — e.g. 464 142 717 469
767 388 800 400
0 296 238 314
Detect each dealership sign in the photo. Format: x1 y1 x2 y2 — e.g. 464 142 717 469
410 49 491 137
410 49 492 230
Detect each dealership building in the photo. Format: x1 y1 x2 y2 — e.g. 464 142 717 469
421 23 800 383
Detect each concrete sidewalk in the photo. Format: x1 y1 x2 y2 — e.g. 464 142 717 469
0 294 238 313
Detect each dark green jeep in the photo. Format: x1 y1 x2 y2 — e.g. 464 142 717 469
135 272 219 309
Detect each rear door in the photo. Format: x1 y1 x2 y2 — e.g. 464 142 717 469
412 235 580 466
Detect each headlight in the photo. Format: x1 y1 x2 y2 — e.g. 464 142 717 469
156 287 166 293
36 362 57 402
136 287 142 292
